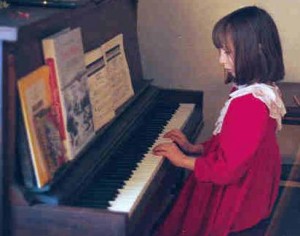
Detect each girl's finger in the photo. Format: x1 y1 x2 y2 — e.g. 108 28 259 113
164 133 181 141
164 129 180 137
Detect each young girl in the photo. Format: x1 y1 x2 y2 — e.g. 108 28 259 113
153 6 286 236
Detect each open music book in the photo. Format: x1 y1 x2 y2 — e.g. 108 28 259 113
84 46 116 132
84 33 135 132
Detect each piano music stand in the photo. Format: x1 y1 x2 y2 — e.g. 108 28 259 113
0 26 18 236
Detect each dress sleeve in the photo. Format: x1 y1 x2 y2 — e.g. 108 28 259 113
201 135 218 155
194 95 269 185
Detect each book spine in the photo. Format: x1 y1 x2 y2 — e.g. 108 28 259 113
46 58 66 141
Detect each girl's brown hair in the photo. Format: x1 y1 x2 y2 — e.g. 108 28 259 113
212 6 285 85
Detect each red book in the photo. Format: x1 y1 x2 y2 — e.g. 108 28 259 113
46 58 66 140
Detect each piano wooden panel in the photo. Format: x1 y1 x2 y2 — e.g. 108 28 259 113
0 1 204 235
0 25 18 236
278 82 300 125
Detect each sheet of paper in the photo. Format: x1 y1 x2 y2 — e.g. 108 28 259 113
101 34 134 110
85 47 116 131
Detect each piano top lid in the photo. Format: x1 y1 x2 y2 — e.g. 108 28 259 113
0 5 69 28
1 0 144 90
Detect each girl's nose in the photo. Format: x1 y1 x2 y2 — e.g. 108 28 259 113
219 50 226 65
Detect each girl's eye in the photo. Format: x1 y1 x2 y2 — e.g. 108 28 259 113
224 49 231 55
220 48 231 55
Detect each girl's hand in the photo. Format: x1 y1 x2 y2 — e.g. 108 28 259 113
163 129 192 152
164 129 203 155
152 142 186 167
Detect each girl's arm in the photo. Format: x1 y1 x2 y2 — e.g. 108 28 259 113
193 95 269 185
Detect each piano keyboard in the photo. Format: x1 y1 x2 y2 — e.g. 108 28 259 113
74 103 195 216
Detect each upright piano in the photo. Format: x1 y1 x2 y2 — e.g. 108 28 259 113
0 0 204 235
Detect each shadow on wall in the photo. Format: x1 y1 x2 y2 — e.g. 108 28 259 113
196 82 230 143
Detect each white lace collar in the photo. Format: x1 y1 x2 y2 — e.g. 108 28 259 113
213 83 286 135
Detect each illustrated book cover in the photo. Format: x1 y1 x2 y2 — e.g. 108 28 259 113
17 65 66 188
42 27 94 160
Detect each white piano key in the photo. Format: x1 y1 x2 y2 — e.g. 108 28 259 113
108 103 195 215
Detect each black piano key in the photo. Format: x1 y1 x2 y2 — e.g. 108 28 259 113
73 103 180 208
75 199 111 208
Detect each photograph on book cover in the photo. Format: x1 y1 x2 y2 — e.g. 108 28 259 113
63 72 94 156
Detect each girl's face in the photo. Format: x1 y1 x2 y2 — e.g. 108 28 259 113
218 37 235 79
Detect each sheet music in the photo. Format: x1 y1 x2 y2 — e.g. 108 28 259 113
101 34 134 110
85 47 116 132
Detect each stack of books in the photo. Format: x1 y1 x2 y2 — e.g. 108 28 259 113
17 27 134 188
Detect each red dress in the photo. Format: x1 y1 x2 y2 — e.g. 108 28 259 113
155 94 281 236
